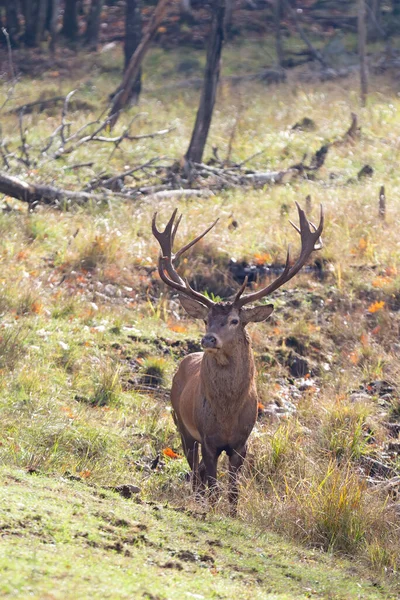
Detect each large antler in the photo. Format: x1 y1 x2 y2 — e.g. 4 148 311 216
152 209 218 308
235 202 324 309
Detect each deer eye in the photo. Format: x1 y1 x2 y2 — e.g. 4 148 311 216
231 319 239 325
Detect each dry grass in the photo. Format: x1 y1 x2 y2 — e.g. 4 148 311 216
0 45 400 588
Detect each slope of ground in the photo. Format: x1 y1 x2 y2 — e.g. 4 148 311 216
0 39 400 599
0 467 396 600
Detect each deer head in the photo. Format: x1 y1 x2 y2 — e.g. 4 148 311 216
152 203 324 354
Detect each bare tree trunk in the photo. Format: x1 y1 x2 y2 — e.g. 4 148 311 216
124 0 142 102
35 0 48 45
181 0 191 15
367 0 383 40
49 0 59 53
274 0 284 68
224 0 233 37
84 0 104 49
22 0 37 46
185 0 225 164
5 0 20 43
109 0 170 129
62 0 79 40
358 0 368 106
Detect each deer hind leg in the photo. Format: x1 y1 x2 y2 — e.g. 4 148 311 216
228 446 247 517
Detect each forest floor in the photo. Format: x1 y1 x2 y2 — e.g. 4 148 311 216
1 37 400 599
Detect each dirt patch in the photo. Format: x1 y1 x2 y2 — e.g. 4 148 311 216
174 549 215 564
160 560 183 570
127 334 202 358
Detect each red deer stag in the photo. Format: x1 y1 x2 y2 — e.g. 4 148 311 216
152 203 323 515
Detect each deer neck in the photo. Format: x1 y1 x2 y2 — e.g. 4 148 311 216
200 331 255 409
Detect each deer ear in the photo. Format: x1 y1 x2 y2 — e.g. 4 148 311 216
242 304 274 325
179 296 209 320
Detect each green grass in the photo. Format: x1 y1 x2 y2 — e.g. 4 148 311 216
0 467 396 600
0 34 400 598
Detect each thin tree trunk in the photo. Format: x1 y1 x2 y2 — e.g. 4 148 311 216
181 0 191 15
109 0 170 129
35 0 48 45
185 0 225 164
49 0 59 53
274 0 284 68
84 0 104 48
224 0 233 37
124 0 142 102
358 0 368 106
61 0 79 40
367 0 383 40
22 0 37 46
5 0 20 43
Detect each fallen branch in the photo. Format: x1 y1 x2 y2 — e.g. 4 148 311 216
0 172 99 207
63 162 94 171
54 113 111 158
146 189 214 200
241 169 297 185
7 96 66 116
89 127 174 144
375 476 400 493
60 90 77 146
87 157 164 191
18 110 31 167
284 0 328 69
379 185 386 221
360 455 398 479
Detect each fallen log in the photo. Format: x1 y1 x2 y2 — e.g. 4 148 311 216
0 172 98 207
360 455 398 479
241 169 297 186
145 189 214 200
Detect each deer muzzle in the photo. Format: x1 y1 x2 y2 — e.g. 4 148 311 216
201 333 221 350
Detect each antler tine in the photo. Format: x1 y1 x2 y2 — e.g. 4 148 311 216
152 208 178 257
236 203 324 309
308 219 323 250
157 257 215 307
233 276 249 304
153 210 184 285
171 213 183 247
152 210 217 308
175 218 219 260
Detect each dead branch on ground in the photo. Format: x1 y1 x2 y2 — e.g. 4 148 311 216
0 91 356 208
0 172 101 207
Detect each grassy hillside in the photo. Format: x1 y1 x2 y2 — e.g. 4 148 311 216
0 467 396 599
0 42 400 598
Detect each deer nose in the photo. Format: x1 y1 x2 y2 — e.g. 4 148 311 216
201 334 219 349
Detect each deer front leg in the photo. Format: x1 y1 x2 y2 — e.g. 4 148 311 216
228 446 246 517
201 441 219 505
191 441 207 495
